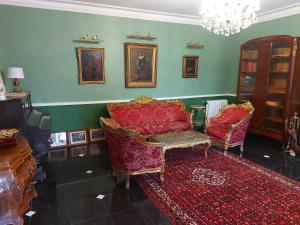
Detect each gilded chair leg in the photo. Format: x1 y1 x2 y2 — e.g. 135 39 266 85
112 170 118 184
125 175 130 189
224 144 229 155
240 143 244 157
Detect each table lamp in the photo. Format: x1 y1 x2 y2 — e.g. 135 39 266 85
7 67 25 93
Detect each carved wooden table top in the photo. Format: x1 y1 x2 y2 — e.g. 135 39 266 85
149 130 211 151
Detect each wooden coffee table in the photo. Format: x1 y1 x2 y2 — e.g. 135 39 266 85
149 130 211 181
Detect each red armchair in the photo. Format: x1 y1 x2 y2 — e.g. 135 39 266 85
205 102 254 155
100 118 162 188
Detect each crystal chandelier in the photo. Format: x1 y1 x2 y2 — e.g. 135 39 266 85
199 0 260 36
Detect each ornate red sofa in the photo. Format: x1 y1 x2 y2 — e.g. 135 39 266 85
100 96 192 188
205 102 254 155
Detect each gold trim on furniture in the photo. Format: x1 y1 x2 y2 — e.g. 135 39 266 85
205 101 255 155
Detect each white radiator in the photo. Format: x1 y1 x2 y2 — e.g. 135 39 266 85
206 99 228 118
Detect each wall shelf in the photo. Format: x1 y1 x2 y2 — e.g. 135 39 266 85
75 35 104 44
77 39 104 44
186 42 204 49
127 33 157 40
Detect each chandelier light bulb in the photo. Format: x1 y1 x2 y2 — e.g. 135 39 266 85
199 0 260 36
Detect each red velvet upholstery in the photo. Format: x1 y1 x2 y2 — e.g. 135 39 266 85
104 128 161 172
101 97 192 188
205 102 254 154
108 100 191 135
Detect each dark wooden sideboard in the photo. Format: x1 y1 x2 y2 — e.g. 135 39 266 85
0 138 37 225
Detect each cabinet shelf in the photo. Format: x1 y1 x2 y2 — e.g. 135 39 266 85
265 104 284 109
266 88 286 94
239 87 254 92
271 55 290 59
264 117 283 123
264 128 282 134
242 58 257 62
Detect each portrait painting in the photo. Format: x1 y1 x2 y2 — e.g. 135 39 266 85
77 47 105 84
125 43 158 88
182 55 199 78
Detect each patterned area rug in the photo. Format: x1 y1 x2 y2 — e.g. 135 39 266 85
136 148 300 225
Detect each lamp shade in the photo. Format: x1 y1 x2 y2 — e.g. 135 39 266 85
7 67 25 79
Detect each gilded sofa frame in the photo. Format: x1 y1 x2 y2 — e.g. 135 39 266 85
205 102 255 155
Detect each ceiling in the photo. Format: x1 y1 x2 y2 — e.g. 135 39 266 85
1 0 300 24
76 0 300 17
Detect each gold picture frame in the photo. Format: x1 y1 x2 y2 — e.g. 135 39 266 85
77 47 105 84
182 55 199 78
125 42 158 88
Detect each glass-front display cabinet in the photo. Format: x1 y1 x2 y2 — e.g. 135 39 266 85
237 35 300 142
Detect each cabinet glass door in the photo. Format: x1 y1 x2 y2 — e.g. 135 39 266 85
238 45 258 103
264 41 292 133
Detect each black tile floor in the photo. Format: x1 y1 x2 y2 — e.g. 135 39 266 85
24 133 300 225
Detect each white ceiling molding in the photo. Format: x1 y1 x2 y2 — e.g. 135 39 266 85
0 0 299 26
257 2 300 23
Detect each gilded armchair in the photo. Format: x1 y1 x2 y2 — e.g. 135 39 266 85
205 102 254 155
100 118 163 189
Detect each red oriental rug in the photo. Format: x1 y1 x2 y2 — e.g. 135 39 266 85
136 148 300 225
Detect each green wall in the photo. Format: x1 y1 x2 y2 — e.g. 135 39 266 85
0 5 234 104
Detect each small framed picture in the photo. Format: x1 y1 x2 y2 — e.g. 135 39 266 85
68 130 88 146
0 73 6 100
89 128 105 142
50 132 68 148
182 55 199 78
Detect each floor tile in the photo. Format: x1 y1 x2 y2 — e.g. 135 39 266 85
110 207 155 225
76 215 114 225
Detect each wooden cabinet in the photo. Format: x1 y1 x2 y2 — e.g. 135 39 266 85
237 35 300 141
0 138 37 225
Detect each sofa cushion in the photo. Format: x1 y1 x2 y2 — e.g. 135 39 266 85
108 101 189 127
217 107 250 124
125 122 191 135
206 125 228 140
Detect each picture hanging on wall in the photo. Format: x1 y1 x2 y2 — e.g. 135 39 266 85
125 42 158 88
182 55 199 78
0 73 7 100
77 47 105 84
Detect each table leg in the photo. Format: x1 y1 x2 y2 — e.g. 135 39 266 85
204 142 211 158
160 148 166 181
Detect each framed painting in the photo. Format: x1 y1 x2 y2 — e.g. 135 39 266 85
0 73 6 100
125 42 158 88
89 128 105 142
182 55 199 78
77 47 105 84
68 129 88 146
50 132 68 148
